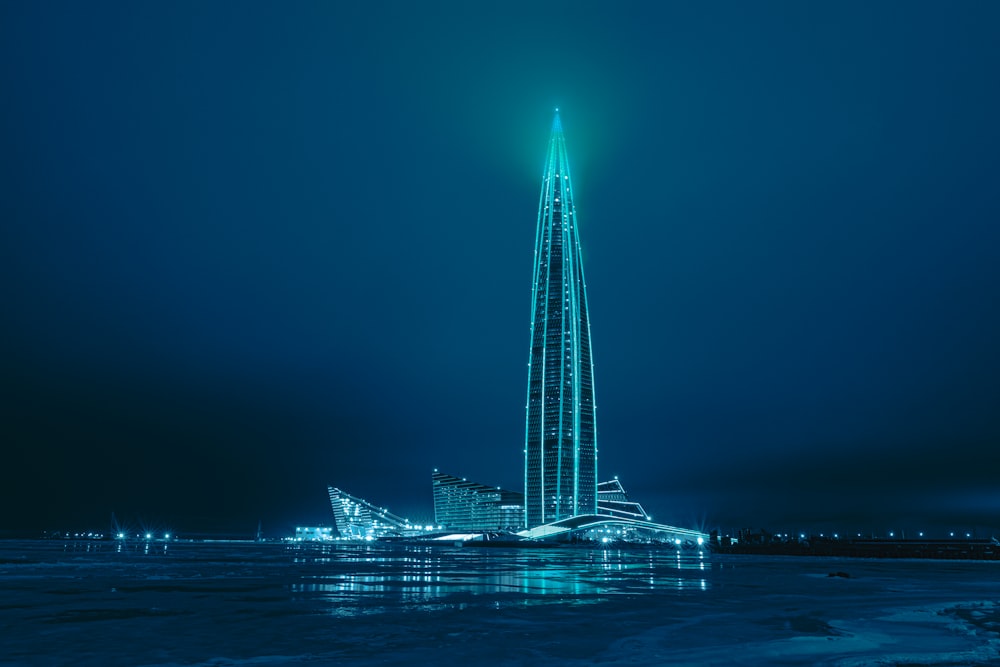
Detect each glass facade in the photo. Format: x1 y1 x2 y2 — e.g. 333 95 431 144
597 478 650 521
327 486 418 540
432 471 524 531
525 111 597 528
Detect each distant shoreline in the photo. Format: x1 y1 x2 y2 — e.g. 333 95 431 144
717 538 1000 560
4 534 999 561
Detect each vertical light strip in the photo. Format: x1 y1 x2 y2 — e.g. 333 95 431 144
545 118 560 523
555 157 566 520
561 141 582 516
565 150 582 515
538 137 559 523
525 132 549 528
568 146 597 513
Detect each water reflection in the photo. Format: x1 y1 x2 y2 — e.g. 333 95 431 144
60 540 170 556
287 544 714 613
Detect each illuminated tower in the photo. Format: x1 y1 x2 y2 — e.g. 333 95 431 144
524 110 597 527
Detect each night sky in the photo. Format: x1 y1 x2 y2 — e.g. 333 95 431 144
3 2 999 537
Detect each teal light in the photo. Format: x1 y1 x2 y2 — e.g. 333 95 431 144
524 111 598 527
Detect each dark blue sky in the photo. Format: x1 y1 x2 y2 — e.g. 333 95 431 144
3 2 999 536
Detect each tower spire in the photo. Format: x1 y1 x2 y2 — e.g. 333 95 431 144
524 111 597 528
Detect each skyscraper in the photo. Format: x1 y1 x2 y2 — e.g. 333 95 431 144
524 110 597 527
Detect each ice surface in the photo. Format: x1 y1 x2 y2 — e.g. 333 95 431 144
1 540 998 666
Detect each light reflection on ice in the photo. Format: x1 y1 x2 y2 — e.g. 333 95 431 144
2 540 999 666
288 544 714 612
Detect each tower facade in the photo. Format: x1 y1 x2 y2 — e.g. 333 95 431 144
524 111 597 527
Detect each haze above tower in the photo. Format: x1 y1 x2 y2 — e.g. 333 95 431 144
524 110 597 528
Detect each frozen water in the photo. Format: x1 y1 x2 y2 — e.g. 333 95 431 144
1 540 999 665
